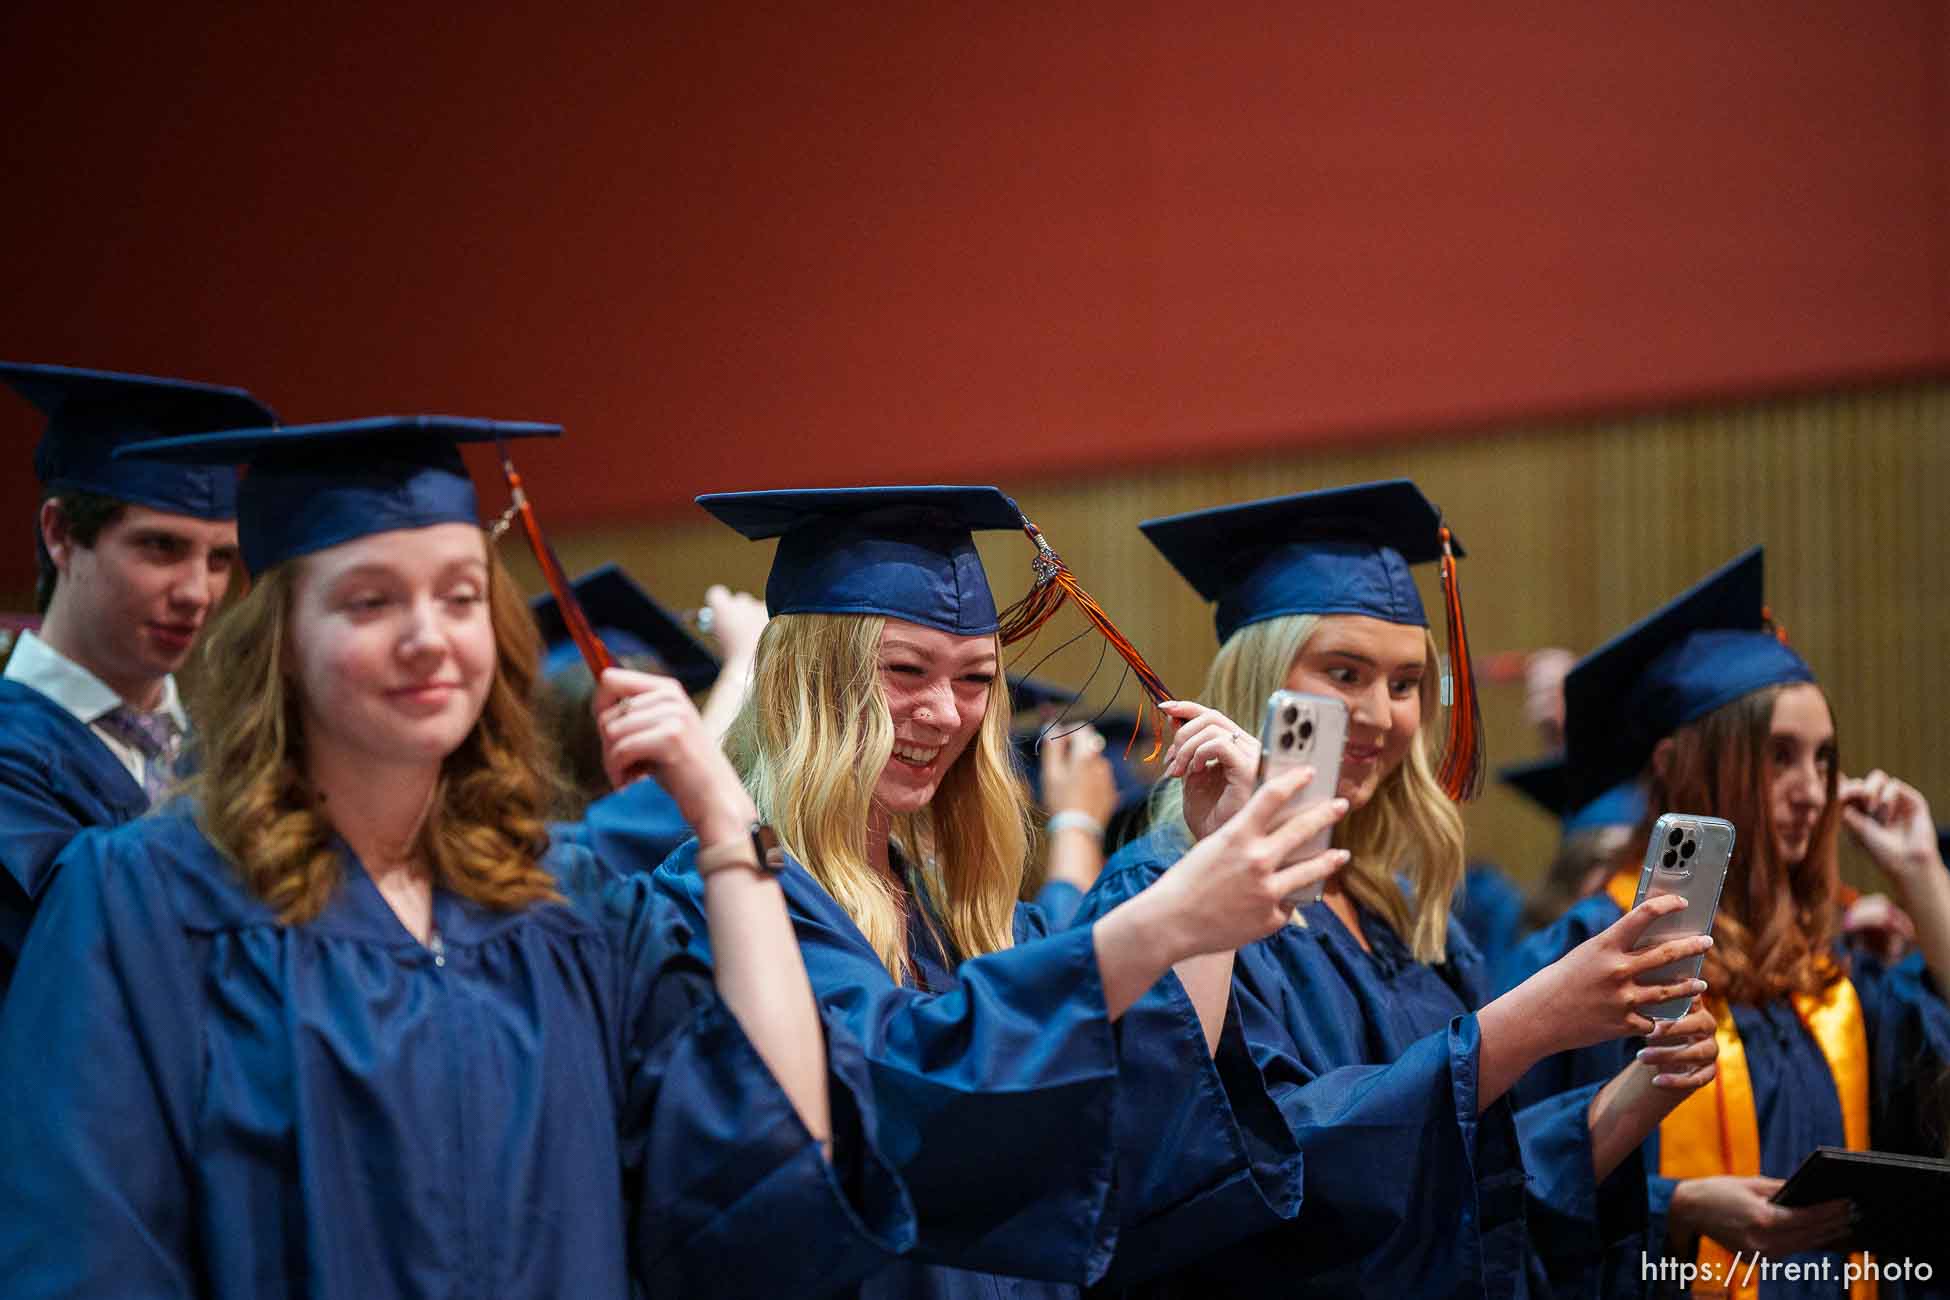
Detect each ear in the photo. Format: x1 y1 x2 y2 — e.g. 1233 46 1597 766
38 498 73 573
1650 736 1676 785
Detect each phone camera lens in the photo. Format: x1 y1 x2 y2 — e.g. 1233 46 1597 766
1667 827 1685 848
1298 720 1314 742
1680 839 1696 859
1662 849 1679 868
1280 730 1296 750
1282 704 1300 727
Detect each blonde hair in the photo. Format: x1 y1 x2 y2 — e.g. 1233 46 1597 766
727 613 1030 982
1150 613 1465 962
184 542 565 925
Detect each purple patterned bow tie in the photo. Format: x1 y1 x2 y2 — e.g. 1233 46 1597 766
97 705 182 807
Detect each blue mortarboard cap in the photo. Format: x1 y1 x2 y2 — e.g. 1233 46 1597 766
530 564 719 691
4 362 272 519
1563 547 1815 806
696 486 1026 636
117 415 560 572
1139 479 1462 642
1498 756 1646 835
1012 712 1157 821
1008 674 1081 714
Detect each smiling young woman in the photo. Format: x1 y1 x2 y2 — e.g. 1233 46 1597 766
1073 480 1724 1298
0 419 911 1300
597 485 1495 1297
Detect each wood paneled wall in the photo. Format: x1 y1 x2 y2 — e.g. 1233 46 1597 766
512 379 1950 892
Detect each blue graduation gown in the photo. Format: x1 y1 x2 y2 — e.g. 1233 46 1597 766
1458 862 1528 990
1033 878 1085 930
555 772 696 874
0 679 149 1000
1504 893 1950 1299
652 841 1309 1298
1077 829 1646 1299
0 810 913 1299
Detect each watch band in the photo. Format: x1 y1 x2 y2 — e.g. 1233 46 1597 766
696 822 784 878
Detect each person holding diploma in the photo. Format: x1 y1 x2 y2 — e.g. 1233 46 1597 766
1503 547 1950 1299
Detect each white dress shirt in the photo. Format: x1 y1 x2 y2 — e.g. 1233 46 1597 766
2 629 188 793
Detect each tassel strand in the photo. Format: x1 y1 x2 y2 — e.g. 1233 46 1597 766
1434 525 1484 802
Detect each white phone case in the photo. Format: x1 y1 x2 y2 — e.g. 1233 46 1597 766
1629 812 1736 1021
1254 690 1349 909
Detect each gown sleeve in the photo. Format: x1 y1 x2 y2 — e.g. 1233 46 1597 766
1500 894 1637 1108
1070 838 1309 1288
655 840 1123 1285
602 869 915 1298
1211 985 1529 1297
0 703 145 992
1031 878 1085 930
1848 947 1950 1158
579 776 699 878
0 825 204 1298
1504 893 1676 1282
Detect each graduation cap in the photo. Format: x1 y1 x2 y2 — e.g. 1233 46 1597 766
698 486 1022 635
1007 673 1081 715
115 415 560 572
700 485 1176 742
1562 547 1814 807
1498 756 1646 836
530 565 719 691
1012 712 1160 840
4 361 274 520
1140 478 1484 801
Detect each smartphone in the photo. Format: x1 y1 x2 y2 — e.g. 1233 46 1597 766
1254 690 1349 909
1627 813 1735 1020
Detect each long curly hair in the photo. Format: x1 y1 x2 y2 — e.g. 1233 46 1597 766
726 612 1029 983
1149 613 1466 963
183 540 565 925
1633 682 1844 1004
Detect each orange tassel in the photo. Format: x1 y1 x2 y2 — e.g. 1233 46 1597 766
494 444 615 677
1435 525 1484 802
998 514 1173 756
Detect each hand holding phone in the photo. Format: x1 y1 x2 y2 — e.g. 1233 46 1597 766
1628 813 1735 1020
1254 690 1349 909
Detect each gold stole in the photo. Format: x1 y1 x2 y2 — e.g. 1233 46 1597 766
1604 871 1874 1299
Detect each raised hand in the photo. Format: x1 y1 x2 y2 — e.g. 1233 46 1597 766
1039 725 1118 827
1157 699 1261 841
596 667 757 845
1636 1001 1720 1091
1477 894 1715 1108
1840 770 1943 889
1146 762 1349 957
1528 895 1715 1050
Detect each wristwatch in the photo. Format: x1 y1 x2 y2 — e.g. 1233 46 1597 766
696 822 783 878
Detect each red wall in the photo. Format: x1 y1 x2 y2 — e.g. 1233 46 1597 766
3 2 1946 596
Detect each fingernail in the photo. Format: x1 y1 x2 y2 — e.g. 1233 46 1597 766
1692 980 1709 992
1331 798 1349 812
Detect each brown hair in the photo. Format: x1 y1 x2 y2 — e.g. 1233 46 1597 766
35 490 128 612
184 541 566 925
1635 682 1843 1004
